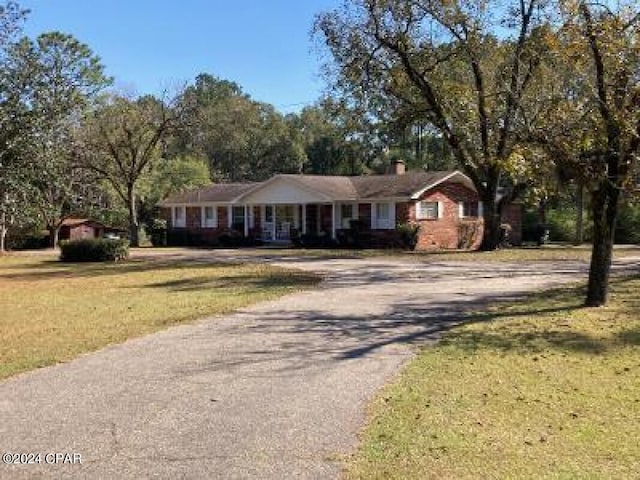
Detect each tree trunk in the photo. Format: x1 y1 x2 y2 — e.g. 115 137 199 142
537 199 547 225
127 186 139 247
48 225 61 248
585 184 619 307
0 222 6 254
574 184 584 245
479 194 501 251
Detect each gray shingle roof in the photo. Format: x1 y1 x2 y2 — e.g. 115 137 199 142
158 183 258 205
274 175 358 201
159 171 468 205
350 171 455 199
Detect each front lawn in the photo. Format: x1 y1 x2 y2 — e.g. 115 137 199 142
347 276 640 479
205 245 640 263
0 255 318 380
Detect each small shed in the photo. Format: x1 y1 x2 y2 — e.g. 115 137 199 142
58 218 125 242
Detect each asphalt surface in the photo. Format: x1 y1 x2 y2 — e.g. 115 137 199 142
1 251 638 479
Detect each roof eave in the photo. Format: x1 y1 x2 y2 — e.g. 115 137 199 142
409 171 475 200
232 175 336 203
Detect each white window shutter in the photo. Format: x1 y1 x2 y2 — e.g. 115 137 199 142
371 203 377 229
478 201 484 218
389 202 396 227
438 201 444 219
200 206 205 227
458 202 464 218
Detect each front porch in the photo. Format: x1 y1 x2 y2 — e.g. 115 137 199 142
229 201 401 248
232 203 349 244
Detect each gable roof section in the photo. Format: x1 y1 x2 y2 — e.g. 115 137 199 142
159 183 258 205
351 171 472 199
233 174 358 203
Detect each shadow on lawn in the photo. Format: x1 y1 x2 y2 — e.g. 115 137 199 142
0 257 239 281
141 271 319 291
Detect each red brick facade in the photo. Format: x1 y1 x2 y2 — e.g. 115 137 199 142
159 181 521 249
500 203 523 245
409 183 483 250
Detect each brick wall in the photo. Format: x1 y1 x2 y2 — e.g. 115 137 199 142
217 206 229 230
500 203 523 245
396 202 410 224
186 207 201 229
411 183 484 250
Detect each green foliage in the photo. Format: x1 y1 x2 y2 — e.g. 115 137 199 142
0 8 110 252
395 222 420 251
315 0 554 250
546 208 578 242
293 101 376 175
174 73 305 181
148 218 167 247
76 93 182 246
138 155 211 226
59 238 129 263
457 222 481 249
615 202 640 244
151 155 211 196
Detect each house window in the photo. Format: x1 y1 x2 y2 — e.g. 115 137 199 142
374 202 394 229
417 201 439 219
202 206 217 228
340 204 355 228
460 201 479 218
232 206 245 231
174 206 186 228
265 205 274 223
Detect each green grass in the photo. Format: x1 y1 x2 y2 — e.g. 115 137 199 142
0 255 319 380
346 276 640 479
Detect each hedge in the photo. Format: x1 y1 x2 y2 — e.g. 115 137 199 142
59 238 130 262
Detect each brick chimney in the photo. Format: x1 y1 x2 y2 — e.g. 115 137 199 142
389 159 406 175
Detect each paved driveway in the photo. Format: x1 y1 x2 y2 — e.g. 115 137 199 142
1 251 638 479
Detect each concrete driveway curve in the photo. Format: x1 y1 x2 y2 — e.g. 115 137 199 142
1 250 638 479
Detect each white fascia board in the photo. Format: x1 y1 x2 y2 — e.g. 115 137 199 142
409 171 476 200
357 196 407 203
231 175 335 204
160 202 229 208
279 176 335 202
229 178 277 203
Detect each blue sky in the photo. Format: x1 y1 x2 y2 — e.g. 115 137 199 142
20 0 340 113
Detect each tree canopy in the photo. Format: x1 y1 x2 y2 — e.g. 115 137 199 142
316 0 557 250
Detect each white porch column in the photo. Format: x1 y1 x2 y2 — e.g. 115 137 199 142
302 204 307 235
243 205 249 237
227 205 233 228
273 204 277 240
331 202 337 239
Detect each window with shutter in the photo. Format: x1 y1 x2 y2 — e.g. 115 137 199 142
416 201 439 219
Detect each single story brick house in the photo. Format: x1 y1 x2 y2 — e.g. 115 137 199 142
158 163 522 249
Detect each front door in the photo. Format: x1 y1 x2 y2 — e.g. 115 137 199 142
275 205 296 240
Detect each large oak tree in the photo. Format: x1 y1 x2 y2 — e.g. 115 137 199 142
527 1 640 306
316 0 554 250
76 94 183 246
